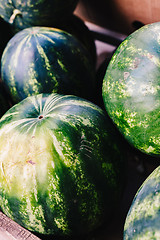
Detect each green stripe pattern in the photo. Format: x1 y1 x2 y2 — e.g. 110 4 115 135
124 166 160 239
0 93 125 236
102 22 160 156
0 0 78 31
1 26 95 104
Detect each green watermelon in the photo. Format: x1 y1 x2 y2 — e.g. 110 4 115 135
1 26 96 104
11 14 97 67
0 0 78 32
124 165 160 239
0 93 125 237
102 22 160 157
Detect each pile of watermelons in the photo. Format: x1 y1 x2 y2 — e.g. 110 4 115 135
0 1 160 240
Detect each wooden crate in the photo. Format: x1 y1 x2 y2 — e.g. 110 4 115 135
75 0 160 34
0 211 40 240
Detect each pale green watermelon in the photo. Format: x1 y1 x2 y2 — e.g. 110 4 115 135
0 93 126 237
103 22 160 157
124 165 160 239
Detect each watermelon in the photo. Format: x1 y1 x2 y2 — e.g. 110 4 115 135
10 14 97 67
102 22 160 157
124 165 160 239
0 93 126 237
1 26 96 104
0 0 78 33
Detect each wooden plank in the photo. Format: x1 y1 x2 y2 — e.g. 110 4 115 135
0 211 41 240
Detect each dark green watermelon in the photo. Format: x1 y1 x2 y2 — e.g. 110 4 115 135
1 26 96 104
0 0 78 32
0 93 126 237
124 165 160 239
102 22 160 157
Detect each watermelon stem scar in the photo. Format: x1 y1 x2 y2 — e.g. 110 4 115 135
38 115 44 119
9 9 22 24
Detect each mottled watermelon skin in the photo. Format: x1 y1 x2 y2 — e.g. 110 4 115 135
124 166 160 239
0 0 78 32
0 93 125 236
1 26 96 104
102 22 160 157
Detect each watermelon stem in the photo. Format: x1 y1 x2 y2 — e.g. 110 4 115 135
9 9 22 24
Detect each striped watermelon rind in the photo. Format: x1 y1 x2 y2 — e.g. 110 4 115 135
102 22 160 156
10 14 97 67
1 26 96 104
124 166 160 239
0 93 125 236
0 0 79 32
